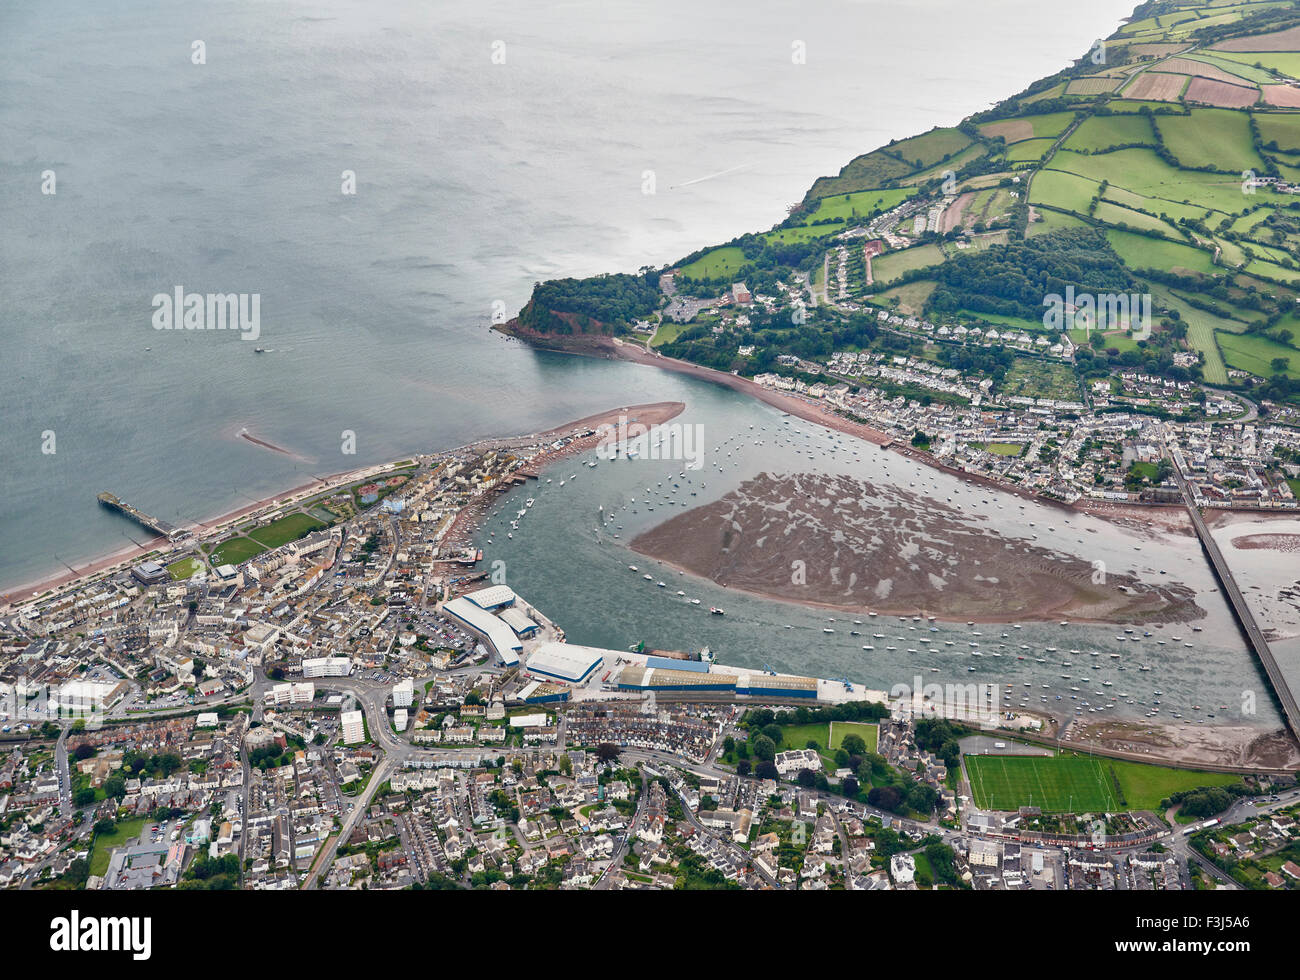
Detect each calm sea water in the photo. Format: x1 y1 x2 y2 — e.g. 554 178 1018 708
474 394 1281 727
0 0 1137 590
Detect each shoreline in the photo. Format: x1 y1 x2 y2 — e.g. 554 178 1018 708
1 401 686 608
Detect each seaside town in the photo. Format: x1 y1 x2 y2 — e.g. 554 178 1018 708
0 405 1297 893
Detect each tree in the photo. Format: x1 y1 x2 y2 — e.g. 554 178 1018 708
558 754 572 777
751 735 777 762
595 742 621 765
867 785 902 812
796 768 818 789
907 783 940 814
1271 357 1290 374
755 761 778 781
842 776 860 799
72 743 95 762
840 733 867 757
736 759 752 777
74 786 97 808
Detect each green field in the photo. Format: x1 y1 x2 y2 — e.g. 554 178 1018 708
166 557 202 580
1252 111 1300 153
1108 759 1241 811
777 723 831 752
828 721 878 754
889 127 973 168
1071 327 1143 353
870 244 946 284
1094 200 1181 236
248 512 326 549
1214 48 1300 80
966 754 1119 812
977 442 1026 457
1006 138 1059 164
966 752 1243 812
209 536 267 567
1217 329 1300 379
1027 208 1088 236
1106 228 1217 275
1155 108 1264 173
677 245 747 280
89 818 147 877
1063 113 1157 152
1029 168 1099 214
801 187 913 225
866 279 937 314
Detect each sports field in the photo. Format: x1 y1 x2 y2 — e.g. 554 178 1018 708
966 754 1120 812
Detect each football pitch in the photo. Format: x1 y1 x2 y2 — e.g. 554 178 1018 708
966 755 1120 812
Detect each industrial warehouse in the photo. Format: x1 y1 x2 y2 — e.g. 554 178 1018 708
431 583 881 707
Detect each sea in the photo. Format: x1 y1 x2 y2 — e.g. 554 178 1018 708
8 0 1270 726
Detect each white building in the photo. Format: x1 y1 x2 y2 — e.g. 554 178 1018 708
302 656 352 678
341 710 365 745
392 678 414 708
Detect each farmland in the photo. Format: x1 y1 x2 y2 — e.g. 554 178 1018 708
1217 330 1300 378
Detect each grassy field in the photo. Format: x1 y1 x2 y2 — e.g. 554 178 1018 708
1029 168 1099 214
248 512 326 549
966 754 1119 812
777 723 831 752
1027 208 1088 236
800 187 913 225
966 752 1243 812
1106 228 1217 275
1155 108 1264 172
650 318 694 348
1217 329 1300 379
889 127 973 168
1094 200 1182 236
828 721 878 754
1215 49 1300 80
1070 327 1144 353
677 245 747 280
1063 113 1156 151
89 818 147 877
866 279 936 314
1006 138 1059 164
871 244 946 284
1108 759 1240 811
977 442 1026 457
209 536 267 567
166 557 202 581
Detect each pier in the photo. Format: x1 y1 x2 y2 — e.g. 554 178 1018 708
96 492 181 541
1171 469 1300 745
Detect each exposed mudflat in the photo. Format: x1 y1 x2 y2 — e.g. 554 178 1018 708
632 471 1205 624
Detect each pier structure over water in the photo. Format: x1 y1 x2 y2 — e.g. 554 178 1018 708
96 492 182 541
